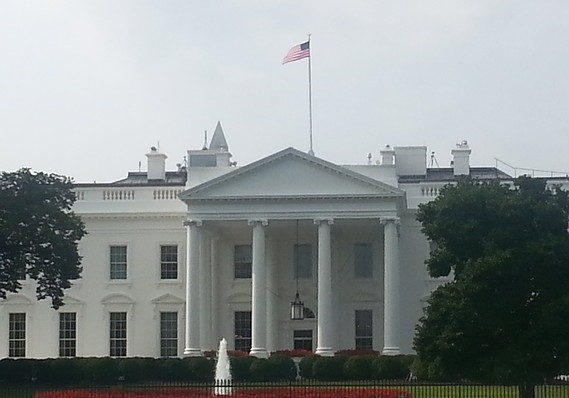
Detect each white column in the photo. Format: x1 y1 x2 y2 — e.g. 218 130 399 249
199 232 212 351
184 220 202 357
210 237 220 345
249 219 269 358
266 236 278 352
315 218 334 356
381 216 400 355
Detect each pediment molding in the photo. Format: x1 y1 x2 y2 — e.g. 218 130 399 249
181 148 404 201
151 293 184 305
101 293 134 305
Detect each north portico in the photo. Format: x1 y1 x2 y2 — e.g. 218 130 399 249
179 147 405 357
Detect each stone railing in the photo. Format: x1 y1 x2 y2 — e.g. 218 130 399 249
421 186 441 197
73 187 187 204
103 190 136 200
153 189 184 200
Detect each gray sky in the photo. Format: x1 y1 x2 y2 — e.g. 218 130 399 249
1 1 568 183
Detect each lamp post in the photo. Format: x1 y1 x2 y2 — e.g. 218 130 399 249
290 220 305 320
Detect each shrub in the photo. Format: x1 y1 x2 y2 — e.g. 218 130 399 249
84 357 119 384
336 349 380 357
186 357 214 382
273 350 312 358
410 356 428 380
298 355 320 379
372 356 409 380
118 358 144 383
0 358 40 384
228 350 249 357
268 354 297 381
158 358 189 382
313 356 345 381
249 358 272 382
50 358 85 384
230 356 255 381
344 355 374 380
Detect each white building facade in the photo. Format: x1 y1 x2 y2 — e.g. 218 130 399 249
2 125 565 359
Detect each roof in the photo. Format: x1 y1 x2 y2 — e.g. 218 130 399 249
398 167 512 183
209 121 229 151
75 171 187 188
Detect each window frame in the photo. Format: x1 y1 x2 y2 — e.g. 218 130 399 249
234 311 252 353
159 311 178 357
8 313 26 358
109 311 127 357
160 245 179 280
59 312 77 357
109 245 128 280
355 309 373 350
293 329 313 351
234 245 252 279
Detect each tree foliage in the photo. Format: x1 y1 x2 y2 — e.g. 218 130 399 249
414 177 569 388
0 168 86 308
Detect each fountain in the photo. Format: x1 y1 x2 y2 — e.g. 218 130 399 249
214 338 232 395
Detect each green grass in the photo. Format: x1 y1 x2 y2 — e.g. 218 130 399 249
395 384 569 398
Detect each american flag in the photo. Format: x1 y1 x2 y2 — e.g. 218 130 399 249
282 41 310 64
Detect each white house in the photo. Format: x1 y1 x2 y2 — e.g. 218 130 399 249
2 123 566 359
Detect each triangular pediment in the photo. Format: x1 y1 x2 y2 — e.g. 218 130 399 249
181 148 403 200
151 293 184 305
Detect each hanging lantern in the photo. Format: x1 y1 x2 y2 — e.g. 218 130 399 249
290 292 305 320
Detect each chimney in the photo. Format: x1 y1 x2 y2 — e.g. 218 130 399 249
394 146 427 176
380 144 395 165
146 146 167 180
451 140 471 176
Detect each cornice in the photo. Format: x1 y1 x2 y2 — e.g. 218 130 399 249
78 213 185 221
185 193 402 203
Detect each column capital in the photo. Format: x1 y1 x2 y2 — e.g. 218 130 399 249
380 216 400 225
314 218 334 226
248 219 269 227
184 219 203 227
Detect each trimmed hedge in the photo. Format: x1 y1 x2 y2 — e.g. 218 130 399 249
0 354 414 384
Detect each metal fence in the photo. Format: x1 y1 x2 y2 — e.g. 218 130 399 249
2 380 569 398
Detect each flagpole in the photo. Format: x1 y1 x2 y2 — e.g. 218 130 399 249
307 34 314 156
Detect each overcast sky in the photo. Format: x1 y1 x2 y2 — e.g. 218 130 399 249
1 1 568 183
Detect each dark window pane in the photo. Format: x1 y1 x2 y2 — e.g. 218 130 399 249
234 245 252 279
354 243 373 278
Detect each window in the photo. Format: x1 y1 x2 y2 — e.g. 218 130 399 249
234 311 252 352
160 245 178 280
59 312 77 357
234 245 252 279
110 246 127 280
355 310 373 350
293 330 313 351
9 313 26 358
294 244 312 279
109 312 127 357
15 266 26 281
354 243 373 278
160 312 178 357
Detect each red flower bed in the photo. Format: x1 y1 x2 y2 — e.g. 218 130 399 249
36 387 411 398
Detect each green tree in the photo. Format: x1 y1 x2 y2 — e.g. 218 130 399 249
414 177 569 398
0 168 86 308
